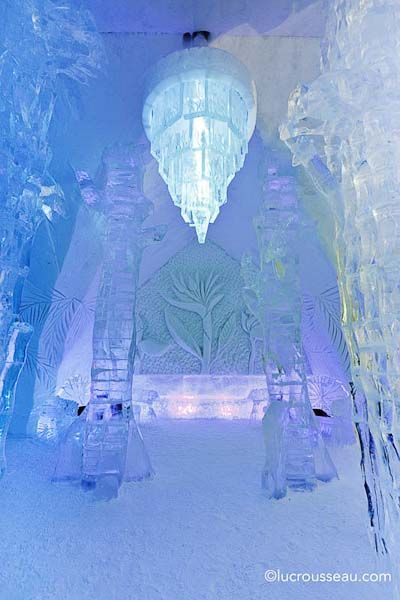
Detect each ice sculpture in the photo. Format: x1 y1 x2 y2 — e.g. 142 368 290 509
280 0 400 573
136 240 251 375
240 310 263 374
132 374 267 420
261 400 289 499
0 0 102 479
24 282 97 445
142 45 257 243
307 375 354 446
54 143 166 494
242 163 337 495
164 272 235 373
248 388 268 421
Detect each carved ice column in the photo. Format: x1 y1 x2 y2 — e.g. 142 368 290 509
242 163 337 497
255 169 304 385
280 0 400 571
55 143 165 492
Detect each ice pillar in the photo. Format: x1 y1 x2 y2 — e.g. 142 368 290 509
55 143 166 492
242 163 337 497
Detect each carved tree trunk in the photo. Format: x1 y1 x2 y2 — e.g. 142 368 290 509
201 312 213 374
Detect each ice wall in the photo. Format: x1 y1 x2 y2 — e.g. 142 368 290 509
0 0 103 478
280 0 400 580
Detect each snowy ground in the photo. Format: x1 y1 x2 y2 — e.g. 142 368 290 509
0 420 394 600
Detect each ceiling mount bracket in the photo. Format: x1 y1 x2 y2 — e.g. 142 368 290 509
182 31 211 47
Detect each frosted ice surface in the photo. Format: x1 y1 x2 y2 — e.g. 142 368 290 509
142 47 257 243
280 0 400 576
55 144 165 493
261 400 289 499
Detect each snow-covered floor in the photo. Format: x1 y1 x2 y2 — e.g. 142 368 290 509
0 420 394 600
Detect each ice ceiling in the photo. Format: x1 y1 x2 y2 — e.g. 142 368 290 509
62 1 326 277
86 0 327 37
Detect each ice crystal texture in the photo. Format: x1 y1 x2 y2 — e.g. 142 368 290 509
54 144 166 495
261 400 289 499
132 374 267 421
142 47 257 243
0 0 103 478
280 0 400 580
243 165 337 497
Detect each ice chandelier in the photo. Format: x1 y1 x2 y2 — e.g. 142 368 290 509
142 41 257 243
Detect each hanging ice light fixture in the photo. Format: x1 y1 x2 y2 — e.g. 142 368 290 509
142 37 257 243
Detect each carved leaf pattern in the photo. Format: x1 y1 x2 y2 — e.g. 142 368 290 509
164 307 202 360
